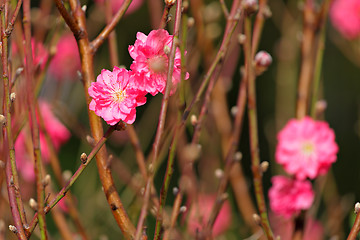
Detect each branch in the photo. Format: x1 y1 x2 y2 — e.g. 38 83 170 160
26 124 118 236
53 0 83 39
90 0 133 53
244 14 274 240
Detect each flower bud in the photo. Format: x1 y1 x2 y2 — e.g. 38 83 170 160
62 170 72 182
190 114 198 126
215 169 224 179
10 92 16 102
165 0 176 6
42 174 51 187
315 100 327 115
254 50 272 76
163 45 171 55
0 114 6 126
252 213 261 225
179 206 187 213
260 161 269 173
243 0 259 15
231 106 238 116
80 153 88 164
234 151 242 162
29 198 38 210
8 225 17 233
355 202 360 213
187 17 195 28
237 34 246 44
86 135 96 146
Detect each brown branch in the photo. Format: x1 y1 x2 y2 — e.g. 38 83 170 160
1 2 27 238
26 124 118 236
64 0 136 238
5 0 22 36
244 14 274 240
347 203 360 240
90 0 133 53
53 0 83 39
296 0 317 119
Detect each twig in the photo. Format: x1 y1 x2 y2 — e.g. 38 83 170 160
219 0 229 18
347 204 360 240
296 0 316 119
104 0 120 67
90 0 133 53
5 0 22 36
251 0 269 57
203 70 247 238
36 104 89 240
26 124 118 236
23 0 48 237
244 14 274 240
163 191 183 240
5 162 27 239
1 1 27 237
310 0 331 118
158 2 174 29
152 2 241 239
191 64 221 144
138 1 183 238
53 0 83 39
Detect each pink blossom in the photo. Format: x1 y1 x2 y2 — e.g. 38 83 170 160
94 0 144 15
275 116 338 180
48 34 81 81
89 67 146 125
330 0 360 39
12 38 49 70
15 101 71 181
57 197 69 213
187 194 231 237
129 29 188 95
269 176 314 219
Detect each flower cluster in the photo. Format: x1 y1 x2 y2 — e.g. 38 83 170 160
269 176 314 218
330 0 360 39
89 29 188 125
269 116 338 218
15 101 70 181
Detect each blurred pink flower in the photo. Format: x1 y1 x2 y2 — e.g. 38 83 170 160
48 34 81 81
89 67 146 125
270 212 324 240
269 176 314 219
15 101 71 181
12 38 49 70
187 194 231 237
330 0 360 39
128 29 188 95
94 0 144 15
275 116 338 180
57 196 69 213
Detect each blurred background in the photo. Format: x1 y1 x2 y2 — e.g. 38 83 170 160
1 0 360 239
